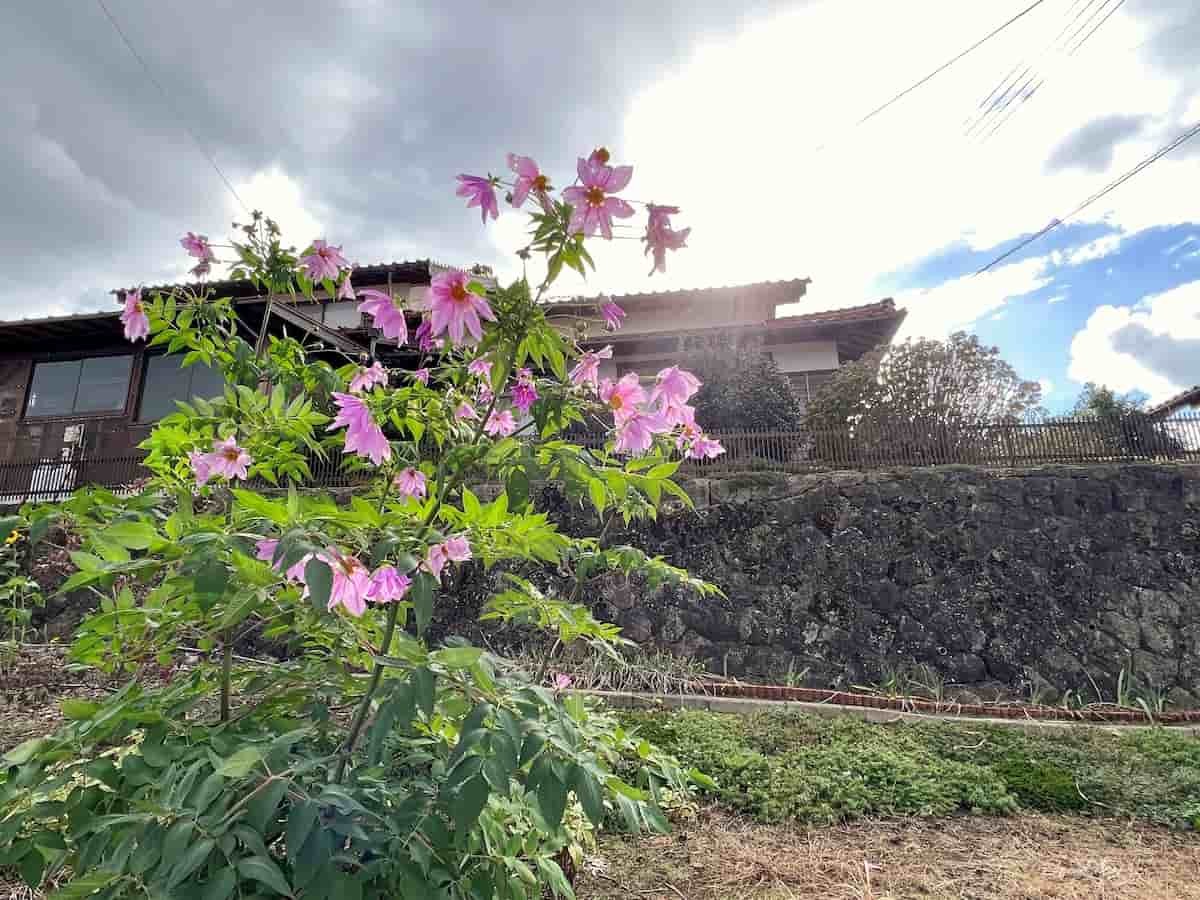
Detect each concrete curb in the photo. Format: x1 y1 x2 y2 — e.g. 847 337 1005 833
589 690 1200 737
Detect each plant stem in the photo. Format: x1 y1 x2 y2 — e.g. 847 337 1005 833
219 631 233 723
334 601 400 782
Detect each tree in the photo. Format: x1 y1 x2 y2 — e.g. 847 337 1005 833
1064 382 1181 460
683 337 804 432
804 332 1042 464
0 148 718 898
1071 382 1146 418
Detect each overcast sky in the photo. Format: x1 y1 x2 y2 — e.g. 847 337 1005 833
2 0 1198 409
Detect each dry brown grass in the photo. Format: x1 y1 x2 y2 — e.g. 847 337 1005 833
577 807 1200 900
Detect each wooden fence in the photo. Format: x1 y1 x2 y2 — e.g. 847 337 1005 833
1 412 1197 505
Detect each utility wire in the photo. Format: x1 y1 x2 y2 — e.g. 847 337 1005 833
974 120 1200 274
1066 0 1127 54
95 0 250 216
839 0 1052 135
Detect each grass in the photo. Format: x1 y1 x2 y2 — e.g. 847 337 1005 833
620 709 1200 828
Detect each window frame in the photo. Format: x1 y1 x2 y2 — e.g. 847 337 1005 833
21 350 136 422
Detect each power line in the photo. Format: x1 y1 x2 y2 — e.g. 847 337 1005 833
974 120 1200 274
848 0 1051 132
95 0 250 216
1066 0 1127 55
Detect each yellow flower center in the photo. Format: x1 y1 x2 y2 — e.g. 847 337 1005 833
585 186 606 207
533 174 549 191
222 447 241 462
609 394 623 410
450 281 469 302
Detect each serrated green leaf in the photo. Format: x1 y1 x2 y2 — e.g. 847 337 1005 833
106 521 157 549
304 558 332 614
431 647 483 670
168 837 215 888
237 855 293 897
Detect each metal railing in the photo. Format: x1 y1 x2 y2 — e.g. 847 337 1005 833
1 412 1197 504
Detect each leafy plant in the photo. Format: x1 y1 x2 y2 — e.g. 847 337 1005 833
0 148 718 898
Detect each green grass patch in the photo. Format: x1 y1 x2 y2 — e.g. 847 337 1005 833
621 709 1200 828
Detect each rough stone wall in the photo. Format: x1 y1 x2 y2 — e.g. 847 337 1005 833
582 465 1200 705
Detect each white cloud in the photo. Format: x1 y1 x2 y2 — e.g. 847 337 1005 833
1050 232 1124 266
1164 235 1198 255
1038 377 1054 395
1046 293 1067 304
233 168 323 246
1068 279 1200 402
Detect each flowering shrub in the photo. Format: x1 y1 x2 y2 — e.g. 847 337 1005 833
0 149 723 898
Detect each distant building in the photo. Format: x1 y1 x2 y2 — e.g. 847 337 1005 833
550 279 905 412
1147 385 1200 420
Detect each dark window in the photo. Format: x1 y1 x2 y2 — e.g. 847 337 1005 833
138 354 225 421
25 356 132 418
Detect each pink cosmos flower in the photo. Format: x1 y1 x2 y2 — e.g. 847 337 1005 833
327 549 371 617
600 300 626 331
552 673 573 692
456 174 500 224
507 153 554 212
181 232 215 261
366 565 412 604
428 270 496 345
467 356 493 379
455 400 479 421
599 373 647 423
511 369 538 414
569 346 613 389
337 273 356 300
662 401 697 429
349 361 388 394
300 240 348 282
254 538 310 583
415 319 435 353
425 534 471 580
687 434 725 460
393 467 427 499
643 204 691 275
412 368 430 385
588 147 611 166
614 408 670 456
476 384 494 406
120 289 149 342
562 156 634 239
329 392 391 466
358 289 409 345
191 436 252 485
485 409 516 437
652 366 702 407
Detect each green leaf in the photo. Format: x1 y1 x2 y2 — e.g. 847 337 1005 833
199 868 237 900
431 647 483 670
587 479 607 516
194 558 229 598
46 872 118 900
216 747 263 777
60 699 99 720
168 837 215 888
188 771 226 814
411 571 435 635
237 855 294 896
304 558 333 613
245 777 290 834
689 768 718 790
536 771 568 829
412 667 436 720
450 775 490 834
286 801 319 866
106 520 157 549
570 765 605 827
3 737 45 765
234 490 289 525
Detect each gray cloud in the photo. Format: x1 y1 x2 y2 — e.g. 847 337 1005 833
1110 321 1200 387
1045 114 1150 174
0 0 789 320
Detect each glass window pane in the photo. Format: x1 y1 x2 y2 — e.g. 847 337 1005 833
74 356 132 414
187 361 225 402
26 360 82 417
139 355 193 421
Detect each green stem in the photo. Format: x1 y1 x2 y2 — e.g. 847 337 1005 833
219 631 233 723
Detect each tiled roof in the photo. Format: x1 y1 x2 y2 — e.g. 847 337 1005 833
135 259 436 299
543 278 811 308
768 297 901 328
1147 385 1200 418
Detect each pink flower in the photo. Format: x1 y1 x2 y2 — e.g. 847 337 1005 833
652 366 701 406
337 273 356 300
190 259 212 279
412 368 430 385
254 539 310 582
562 156 634 239
329 392 391 466
511 369 538 414
327 549 371 617
191 437 252 485
485 409 516 437
456 174 500 224
662 401 697 429
687 435 725 460
507 154 554 212
358 289 409 345
300 240 348 282
425 534 471 580
599 373 646 423
366 565 412 604
349 361 388 394
181 232 215 261
643 204 691 275
455 400 479 421
428 270 496 345
588 147 611 166
468 356 493 379
552 673 573 692
415 319 435 353
120 289 149 342
614 408 670 456
393 467 427 499
600 300 626 331
476 384 494 406
570 346 612 389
